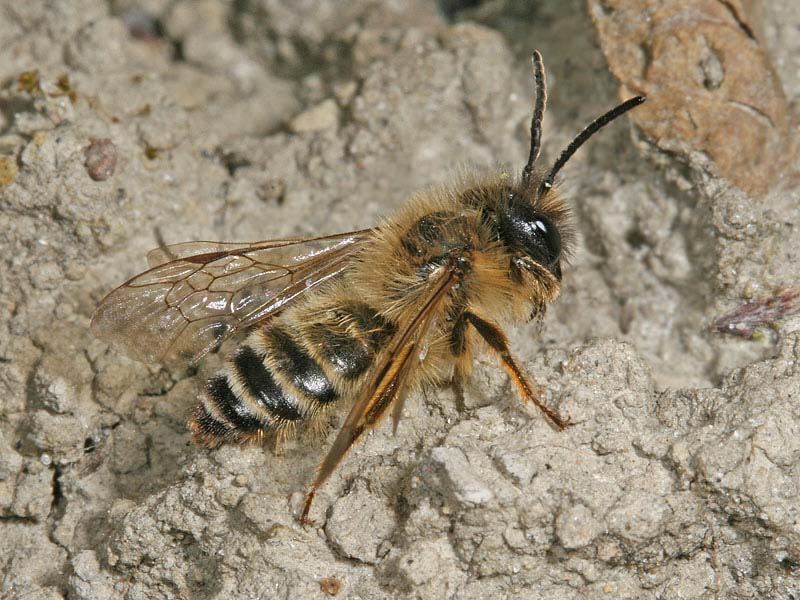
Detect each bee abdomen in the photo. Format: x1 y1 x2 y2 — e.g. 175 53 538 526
189 374 266 447
311 324 372 379
265 326 339 404
233 345 305 420
190 302 396 446
190 343 305 446
306 302 396 381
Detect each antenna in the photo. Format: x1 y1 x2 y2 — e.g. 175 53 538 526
521 50 547 187
541 95 646 192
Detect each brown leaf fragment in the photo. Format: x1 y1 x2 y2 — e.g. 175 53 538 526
711 288 800 339
588 0 797 197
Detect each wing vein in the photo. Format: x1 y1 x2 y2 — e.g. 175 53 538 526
301 255 464 521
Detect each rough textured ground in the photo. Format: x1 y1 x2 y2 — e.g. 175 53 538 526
1 1 799 599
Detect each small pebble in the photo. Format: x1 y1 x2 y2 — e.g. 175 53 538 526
85 138 117 181
290 99 339 133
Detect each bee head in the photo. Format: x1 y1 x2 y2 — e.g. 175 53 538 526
500 51 645 281
498 188 564 279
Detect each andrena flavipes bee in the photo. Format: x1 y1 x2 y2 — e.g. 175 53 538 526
91 51 645 523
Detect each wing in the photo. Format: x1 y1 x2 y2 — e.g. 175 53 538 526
92 230 372 365
146 238 306 268
300 255 464 523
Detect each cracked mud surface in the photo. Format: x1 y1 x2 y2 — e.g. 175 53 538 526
1 1 799 598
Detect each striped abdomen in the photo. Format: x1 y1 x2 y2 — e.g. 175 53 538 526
189 301 395 446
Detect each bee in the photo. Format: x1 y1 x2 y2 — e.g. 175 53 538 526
92 52 645 523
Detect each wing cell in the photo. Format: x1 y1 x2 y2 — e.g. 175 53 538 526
92 231 372 364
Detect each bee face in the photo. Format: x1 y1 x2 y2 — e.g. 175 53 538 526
497 189 564 280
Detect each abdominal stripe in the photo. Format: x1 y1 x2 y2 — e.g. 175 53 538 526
265 326 339 405
312 302 396 380
207 374 263 432
232 345 303 422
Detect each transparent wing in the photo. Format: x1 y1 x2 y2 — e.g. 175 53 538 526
92 230 372 365
146 238 305 268
300 258 463 522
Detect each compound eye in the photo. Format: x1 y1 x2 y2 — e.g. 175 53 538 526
530 214 561 266
498 196 562 271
